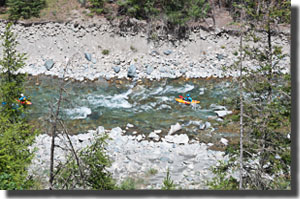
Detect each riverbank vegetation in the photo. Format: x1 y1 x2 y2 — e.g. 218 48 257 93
0 23 39 189
0 0 291 191
0 1 290 35
208 0 291 190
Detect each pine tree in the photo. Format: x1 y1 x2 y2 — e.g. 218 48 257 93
208 0 291 190
0 22 27 122
7 0 46 20
0 22 39 190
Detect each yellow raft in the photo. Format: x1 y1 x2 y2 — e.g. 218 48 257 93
175 98 200 105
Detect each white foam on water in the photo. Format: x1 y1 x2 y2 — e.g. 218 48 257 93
181 84 195 93
155 96 172 102
149 84 194 96
163 84 195 94
149 87 164 95
191 103 200 110
157 104 172 110
65 107 92 119
86 89 133 109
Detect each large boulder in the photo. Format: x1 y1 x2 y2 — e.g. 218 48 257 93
44 59 54 71
210 104 227 111
148 132 160 141
84 52 92 61
91 58 97 64
204 121 211 129
220 138 229 146
215 110 233 118
168 123 182 135
109 127 123 139
180 69 186 74
146 65 154 75
164 134 189 144
164 50 172 55
96 126 105 135
150 50 160 56
127 64 136 78
113 66 120 73
199 123 206 130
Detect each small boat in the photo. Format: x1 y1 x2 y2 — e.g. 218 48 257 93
175 98 200 105
17 99 32 105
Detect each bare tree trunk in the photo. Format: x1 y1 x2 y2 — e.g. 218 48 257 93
49 57 72 189
59 120 86 188
49 75 64 189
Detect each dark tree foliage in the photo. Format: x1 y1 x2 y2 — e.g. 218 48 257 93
0 0 6 7
0 23 39 190
208 0 291 190
117 0 210 25
0 23 26 122
7 0 46 20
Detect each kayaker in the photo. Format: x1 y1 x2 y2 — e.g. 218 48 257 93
184 94 192 102
19 94 27 104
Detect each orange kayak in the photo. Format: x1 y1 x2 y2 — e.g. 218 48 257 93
175 98 200 105
17 99 32 105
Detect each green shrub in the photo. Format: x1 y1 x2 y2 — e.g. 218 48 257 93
88 0 105 14
53 134 116 190
7 0 46 20
161 168 176 190
130 45 137 52
147 168 158 176
102 49 110 55
0 23 39 188
0 118 38 190
120 177 136 190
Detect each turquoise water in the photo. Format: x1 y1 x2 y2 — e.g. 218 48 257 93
25 76 236 135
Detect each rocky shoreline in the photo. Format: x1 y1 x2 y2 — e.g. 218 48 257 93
0 19 290 82
1 18 290 189
28 125 229 189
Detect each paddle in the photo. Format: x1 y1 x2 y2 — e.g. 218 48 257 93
179 95 184 99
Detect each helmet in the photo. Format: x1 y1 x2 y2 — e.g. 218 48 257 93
21 94 24 97
187 94 190 97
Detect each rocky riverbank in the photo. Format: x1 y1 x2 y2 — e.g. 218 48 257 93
28 125 229 189
0 19 290 81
